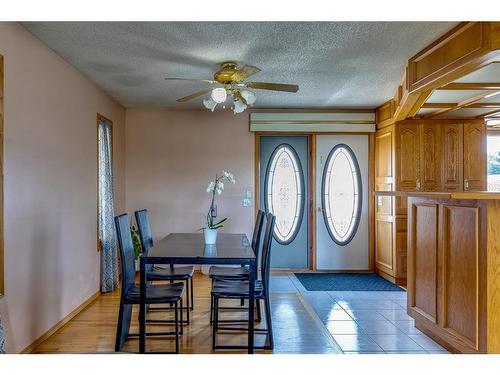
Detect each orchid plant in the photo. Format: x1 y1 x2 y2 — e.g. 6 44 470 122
203 170 236 230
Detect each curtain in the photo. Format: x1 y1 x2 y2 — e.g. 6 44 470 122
98 118 119 293
0 313 5 353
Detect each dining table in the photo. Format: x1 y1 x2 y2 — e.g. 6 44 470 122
139 232 257 354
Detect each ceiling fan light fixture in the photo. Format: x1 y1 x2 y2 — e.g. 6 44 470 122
203 98 217 112
211 87 227 103
240 90 256 105
233 99 247 114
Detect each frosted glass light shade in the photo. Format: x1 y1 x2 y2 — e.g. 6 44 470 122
241 90 256 105
203 98 217 112
211 88 227 103
233 100 247 114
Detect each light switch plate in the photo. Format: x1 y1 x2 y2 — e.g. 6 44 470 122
242 198 252 207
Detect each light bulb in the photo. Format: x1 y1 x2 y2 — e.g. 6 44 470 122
233 99 247 114
203 98 217 112
211 87 227 103
240 90 256 105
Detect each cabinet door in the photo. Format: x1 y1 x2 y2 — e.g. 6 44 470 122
396 123 421 191
408 200 439 324
375 127 394 192
464 122 486 191
421 124 441 191
441 123 463 191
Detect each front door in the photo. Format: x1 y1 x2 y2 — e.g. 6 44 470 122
259 136 309 269
315 135 369 270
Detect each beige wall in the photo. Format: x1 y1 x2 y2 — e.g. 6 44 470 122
0 22 126 353
125 108 254 242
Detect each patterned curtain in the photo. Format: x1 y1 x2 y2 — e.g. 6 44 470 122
0 313 5 353
98 118 119 293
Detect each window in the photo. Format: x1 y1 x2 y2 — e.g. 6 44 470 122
265 144 304 244
487 133 500 191
322 144 362 245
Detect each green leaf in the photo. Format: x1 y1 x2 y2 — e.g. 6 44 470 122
213 217 227 226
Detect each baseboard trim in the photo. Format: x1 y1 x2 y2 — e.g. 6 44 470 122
20 290 101 354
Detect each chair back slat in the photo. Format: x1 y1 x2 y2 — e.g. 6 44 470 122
261 213 275 295
135 209 154 252
251 210 265 251
114 214 136 291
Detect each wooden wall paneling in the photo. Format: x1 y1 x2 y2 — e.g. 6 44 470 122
368 132 375 271
441 123 464 191
408 23 491 93
396 122 421 191
408 200 439 324
440 203 482 351
309 135 316 270
421 123 442 191
486 200 500 353
463 121 487 191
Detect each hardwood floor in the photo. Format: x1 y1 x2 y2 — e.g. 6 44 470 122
32 272 341 354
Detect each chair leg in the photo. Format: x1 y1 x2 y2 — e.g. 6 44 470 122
212 297 218 350
185 279 190 324
256 298 262 323
174 301 179 354
180 298 184 335
190 276 194 310
115 299 132 352
264 296 274 349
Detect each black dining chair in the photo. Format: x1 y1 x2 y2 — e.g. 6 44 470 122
208 210 266 324
210 213 275 351
114 213 185 354
135 209 195 324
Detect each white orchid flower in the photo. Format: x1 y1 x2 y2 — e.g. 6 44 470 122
216 181 224 191
223 170 236 184
206 181 215 193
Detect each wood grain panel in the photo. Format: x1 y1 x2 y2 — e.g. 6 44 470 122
375 126 394 192
396 123 421 191
441 123 463 191
441 205 480 350
487 200 500 353
421 123 441 191
408 202 438 324
376 220 394 272
408 22 488 92
463 121 486 191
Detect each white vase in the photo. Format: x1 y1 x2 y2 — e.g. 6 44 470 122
204 228 218 245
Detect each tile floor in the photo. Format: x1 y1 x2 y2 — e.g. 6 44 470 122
270 273 450 354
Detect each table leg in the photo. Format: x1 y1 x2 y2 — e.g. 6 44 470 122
139 258 146 353
247 259 256 354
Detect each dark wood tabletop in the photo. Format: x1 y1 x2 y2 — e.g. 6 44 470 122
142 233 255 264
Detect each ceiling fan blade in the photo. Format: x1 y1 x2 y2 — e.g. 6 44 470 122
231 65 261 82
233 91 247 105
246 81 299 93
165 77 218 84
176 89 212 102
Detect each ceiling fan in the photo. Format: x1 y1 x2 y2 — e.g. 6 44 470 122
164 61 299 113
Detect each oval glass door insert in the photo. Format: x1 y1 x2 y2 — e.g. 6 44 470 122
322 144 362 245
265 144 304 244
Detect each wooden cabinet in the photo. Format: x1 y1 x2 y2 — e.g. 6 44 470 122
374 119 486 287
395 120 485 192
441 123 463 191
464 121 487 191
421 124 441 191
407 196 500 353
396 123 421 191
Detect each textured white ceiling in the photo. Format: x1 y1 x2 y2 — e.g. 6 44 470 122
22 22 456 109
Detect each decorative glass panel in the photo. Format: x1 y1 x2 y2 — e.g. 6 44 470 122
322 144 362 245
265 144 304 244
